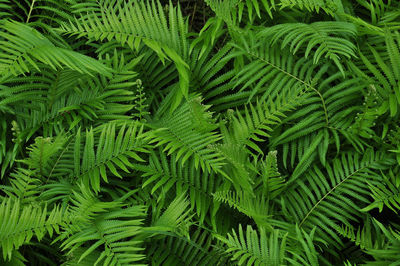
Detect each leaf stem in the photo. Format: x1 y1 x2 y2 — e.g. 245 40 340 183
246 50 329 125
26 0 36 23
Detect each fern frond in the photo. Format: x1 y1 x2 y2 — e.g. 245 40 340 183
140 149 223 224
46 122 149 192
0 250 26 266
39 178 75 205
56 184 147 265
77 122 149 191
60 0 190 109
0 198 66 261
131 79 150 121
150 194 192 236
0 73 48 114
0 0 399 265
280 0 341 16
214 190 271 225
230 34 328 124
0 0 13 20
11 51 141 138
204 0 239 26
348 30 400 117
147 228 225 266
271 73 369 174
60 198 147 265
0 20 111 77
286 226 319 266
190 44 236 107
62 247 103 266
361 170 400 213
215 142 255 192
20 134 67 176
362 219 400 265
228 89 305 154
336 217 386 250
348 87 381 139
66 184 121 224
208 0 339 22
218 225 288 266
283 150 392 249
255 150 286 199
1 168 41 203
258 21 357 74
148 96 226 177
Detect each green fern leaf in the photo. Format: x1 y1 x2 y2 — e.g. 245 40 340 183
0 198 66 260
258 21 357 75
0 20 111 77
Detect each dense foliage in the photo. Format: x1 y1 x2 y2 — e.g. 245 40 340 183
1 0 400 265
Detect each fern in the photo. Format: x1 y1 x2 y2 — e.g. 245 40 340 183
258 21 357 74
283 150 393 249
73 122 149 191
336 217 387 250
362 170 400 214
1 0 400 265
1 168 42 203
0 20 111 77
150 194 193 236
0 198 66 260
227 89 305 154
147 228 225 265
21 135 67 175
348 30 400 117
148 96 226 177
280 0 341 15
218 225 288 266
256 150 286 198
140 149 222 224
214 190 272 226
56 185 147 265
60 0 190 109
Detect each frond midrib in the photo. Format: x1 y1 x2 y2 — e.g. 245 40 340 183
241 49 329 124
299 165 366 227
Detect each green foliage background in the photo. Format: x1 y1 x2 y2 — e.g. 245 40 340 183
1 0 400 265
